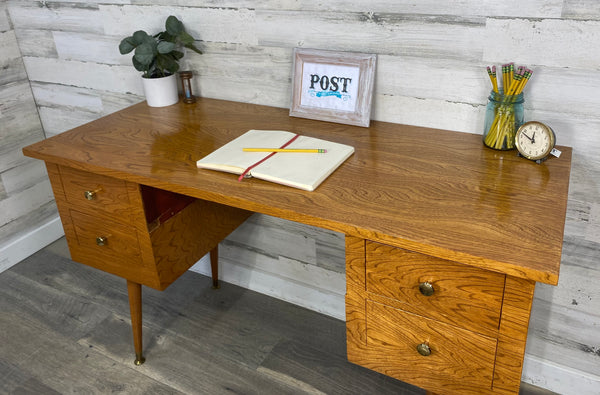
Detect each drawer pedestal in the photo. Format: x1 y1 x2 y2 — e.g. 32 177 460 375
46 163 252 363
346 236 535 395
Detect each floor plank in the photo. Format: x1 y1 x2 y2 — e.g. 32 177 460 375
260 340 421 394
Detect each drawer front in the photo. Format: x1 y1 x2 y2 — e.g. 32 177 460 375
366 241 505 333
366 300 496 390
60 166 132 220
70 210 142 271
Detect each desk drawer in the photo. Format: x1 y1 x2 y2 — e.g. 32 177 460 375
61 166 132 220
366 241 505 333
365 300 496 390
70 210 142 271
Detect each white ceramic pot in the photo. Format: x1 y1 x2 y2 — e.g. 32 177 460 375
141 74 179 107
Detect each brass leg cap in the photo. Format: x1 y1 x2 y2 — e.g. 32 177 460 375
134 355 146 366
212 280 220 289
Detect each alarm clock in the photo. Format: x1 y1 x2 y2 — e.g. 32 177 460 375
515 121 556 163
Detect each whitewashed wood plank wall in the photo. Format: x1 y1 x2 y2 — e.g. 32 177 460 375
0 1 62 272
3 1 600 393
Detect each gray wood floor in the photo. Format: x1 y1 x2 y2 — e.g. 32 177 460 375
0 238 555 395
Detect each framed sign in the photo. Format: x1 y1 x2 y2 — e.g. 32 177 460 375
290 48 376 127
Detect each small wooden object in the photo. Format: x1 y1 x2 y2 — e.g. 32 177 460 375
179 71 196 103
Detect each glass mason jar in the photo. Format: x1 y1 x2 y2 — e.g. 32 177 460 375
482 90 524 150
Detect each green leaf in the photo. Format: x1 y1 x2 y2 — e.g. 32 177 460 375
165 15 184 36
178 31 194 45
172 50 184 60
148 64 162 78
119 37 137 54
179 32 202 54
132 30 150 45
157 53 179 74
134 42 156 69
132 56 145 72
155 31 175 43
157 41 176 54
184 43 203 55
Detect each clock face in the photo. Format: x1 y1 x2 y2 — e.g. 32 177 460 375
515 122 555 161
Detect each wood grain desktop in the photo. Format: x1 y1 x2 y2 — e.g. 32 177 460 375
23 97 572 394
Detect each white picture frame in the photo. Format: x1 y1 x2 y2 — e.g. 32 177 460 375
290 48 377 127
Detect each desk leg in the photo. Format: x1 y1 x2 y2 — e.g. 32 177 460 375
127 280 145 365
210 246 219 289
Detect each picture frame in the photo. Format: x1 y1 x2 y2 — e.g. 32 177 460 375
290 48 377 127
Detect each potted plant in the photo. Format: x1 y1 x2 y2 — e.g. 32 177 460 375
119 15 202 107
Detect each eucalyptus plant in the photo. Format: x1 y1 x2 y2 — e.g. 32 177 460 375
119 15 202 78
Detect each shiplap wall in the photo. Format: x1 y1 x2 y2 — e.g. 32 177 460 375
0 1 61 272
4 1 600 393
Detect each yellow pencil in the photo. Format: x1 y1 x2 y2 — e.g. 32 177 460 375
502 64 509 92
243 148 327 153
506 72 522 96
487 66 498 93
516 69 532 95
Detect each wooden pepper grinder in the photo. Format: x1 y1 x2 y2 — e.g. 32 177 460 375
179 71 196 103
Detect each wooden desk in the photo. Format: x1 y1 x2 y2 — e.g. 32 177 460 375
23 98 572 394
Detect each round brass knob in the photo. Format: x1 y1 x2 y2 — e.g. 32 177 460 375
96 236 107 246
417 343 431 356
419 281 434 296
84 190 96 200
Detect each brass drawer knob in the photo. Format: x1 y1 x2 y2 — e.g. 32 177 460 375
84 190 96 200
417 343 431 356
96 236 107 246
419 281 434 296
84 187 102 200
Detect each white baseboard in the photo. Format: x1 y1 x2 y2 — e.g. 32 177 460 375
0 216 64 273
189 254 346 320
522 354 600 395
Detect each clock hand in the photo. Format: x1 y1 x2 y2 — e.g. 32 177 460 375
531 131 536 144
523 132 534 142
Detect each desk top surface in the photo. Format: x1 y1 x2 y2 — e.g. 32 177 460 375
24 98 572 284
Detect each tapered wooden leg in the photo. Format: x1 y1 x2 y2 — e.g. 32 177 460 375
210 246 219 289
126 280 145 365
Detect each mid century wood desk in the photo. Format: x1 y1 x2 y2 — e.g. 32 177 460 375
23 98 572 394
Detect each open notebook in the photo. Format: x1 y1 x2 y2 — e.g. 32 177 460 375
196 130 354 191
